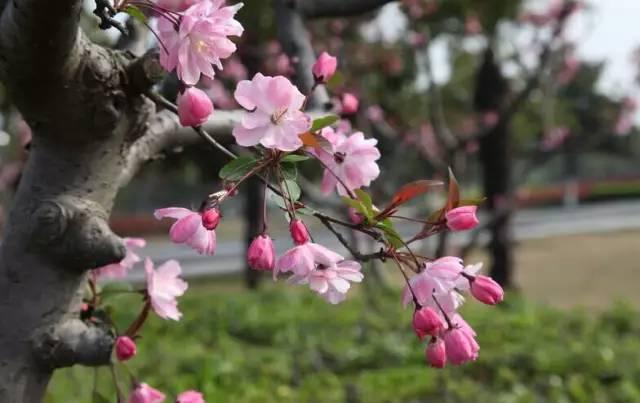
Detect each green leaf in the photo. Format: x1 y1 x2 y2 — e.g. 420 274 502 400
460 197 486 206
281 154 310 163
283 179 301 202
124 5 147 24
281 161 297 180
355 189 375 218
310 115 339 132
376 219 404 248
219 156 260 181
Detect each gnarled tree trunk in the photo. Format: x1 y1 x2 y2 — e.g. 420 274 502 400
0 1 165 400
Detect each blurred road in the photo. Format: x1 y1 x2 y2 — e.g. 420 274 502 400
130 200 640 281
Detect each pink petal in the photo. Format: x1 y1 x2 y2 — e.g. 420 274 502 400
169 214 201 243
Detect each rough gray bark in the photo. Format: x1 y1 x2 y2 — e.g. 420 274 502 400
0 1 163 401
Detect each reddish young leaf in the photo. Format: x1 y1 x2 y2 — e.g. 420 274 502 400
299 131 333 152
376 180 443 219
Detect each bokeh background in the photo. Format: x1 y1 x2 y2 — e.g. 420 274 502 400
1 0 640 402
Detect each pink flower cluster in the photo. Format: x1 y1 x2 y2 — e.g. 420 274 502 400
245 220 363 304
156 0 244 127
314 127 381 196
403 258 504 367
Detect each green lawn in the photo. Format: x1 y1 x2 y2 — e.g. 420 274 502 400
47 283 640 403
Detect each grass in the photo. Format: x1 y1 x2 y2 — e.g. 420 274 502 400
44 230 640 402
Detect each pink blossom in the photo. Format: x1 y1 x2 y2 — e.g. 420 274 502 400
557 54 580 85
304 260 363 304
402 257 465 313
312 52 338 83
275 242 342 278
412 307 444 339
115 336 137 362
92 238 146 281
220 55 248 81
443 326 479 365
247 234 276 271
129 383 165 403
541 126 570 151
340 93 359 115
445 206 480 231
178 87 213 126
154 207 216 255
289 219 310 245
158 0 244 85
470 275 504 305
366 105 385 123
176 390 205 403
233 73 311 151
156 0 197 12
276 243 362 303
145 258 188 321
314 127 381 196
425 338 447 368
202 78 236 109
201 208 221 230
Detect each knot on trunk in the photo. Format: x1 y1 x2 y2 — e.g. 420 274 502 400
33 319 114 370
30 196 125 271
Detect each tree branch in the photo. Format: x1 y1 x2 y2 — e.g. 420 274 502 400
298 0 395 19
34 319 114 370
274 0 331 109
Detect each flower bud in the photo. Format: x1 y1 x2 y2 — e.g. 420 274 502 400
289 219 310 245
445 205 479 231
129 382 165 403
470 275 504 305
177 390 205 403
340 93 359 115
178 87 214 127
425 338 447 368
443 327 479 365
348 207 364 225
312 52 338 83
115 336 137 361
248 234 276 271
201 208 221 230
412 307 444 339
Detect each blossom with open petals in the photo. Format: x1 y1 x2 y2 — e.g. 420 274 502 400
92 238 146 281
315 127 380 196
158 0 244 85
154 207 216 255
233 73 311 151
145 258 188 321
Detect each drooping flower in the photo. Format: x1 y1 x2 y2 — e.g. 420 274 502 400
176 390 205 403
158 0 244 85
247 234 276 271
275 242 342 279
154 207 217 255
92 238 146 281
425 338 447 368
178 87 214 127
312 52 338 83
201 207 221 230
445 205 480 231
145 258 188 321
470 275 504 305
289 219 310 245
115 336 137 362
412 307 444 339
129 383 166 403
443 325 479 365
314 127 381 196
233 73 311 151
